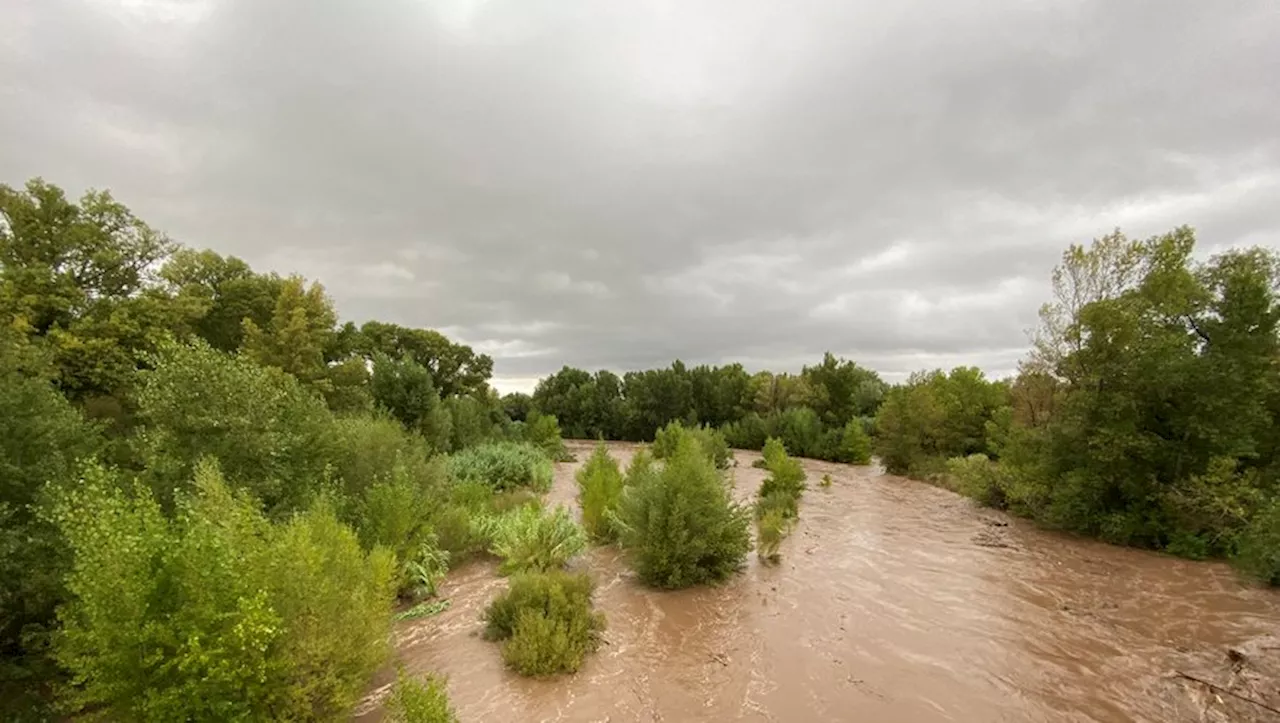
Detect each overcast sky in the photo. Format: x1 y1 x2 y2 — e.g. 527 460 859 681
4 1 1279 392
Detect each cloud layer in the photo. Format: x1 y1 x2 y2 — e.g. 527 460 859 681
5 0 1279 391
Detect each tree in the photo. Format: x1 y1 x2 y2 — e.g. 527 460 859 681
240 276 337 393
356 321 492 398
160 248 284 353
802 352 886 426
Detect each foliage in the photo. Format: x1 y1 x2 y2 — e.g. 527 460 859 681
404 535 450 600
756 507 787 563
1233 500 1280 586
370 353 448 449
616 436 751 588
240 275 337 396
652 420 731 469
48 461 396 721
836 419 872 464
819 473 833 489
873 368 1009 477
385 670 458 723
576 444 625 542
447 441 554 493
516 411 571 461
394 599 452 622
758 437 807 518
356 321 493 399
945 454 1011 508
135 339 335 513
488 505 587 575
482 571 605 677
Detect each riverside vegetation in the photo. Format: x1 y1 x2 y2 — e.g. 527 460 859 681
2 178 1278 720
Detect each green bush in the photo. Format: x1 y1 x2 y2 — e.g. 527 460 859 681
447 441 554 493
652 421 731 469
624 445 657 486
489 505 586 575
836 419 872 464
756 507 787 563
404 534 450 600
721 413 769 451
616 436 751 588
758 438 806 517
482 571 604 676
327 413 442 501
576 444 624 542
946 454 1009 508
357 462 444 574
520 411 572 462
48 460 396 721
385 669 457 723
1233 500 1280 585
135 340 335 514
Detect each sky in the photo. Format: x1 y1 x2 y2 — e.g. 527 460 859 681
4 0 1279 394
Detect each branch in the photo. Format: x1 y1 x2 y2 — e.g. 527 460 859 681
1174 671 1280 717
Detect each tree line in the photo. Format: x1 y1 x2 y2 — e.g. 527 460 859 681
520 352 881 463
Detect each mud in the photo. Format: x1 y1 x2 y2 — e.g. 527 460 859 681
356 441 1280 722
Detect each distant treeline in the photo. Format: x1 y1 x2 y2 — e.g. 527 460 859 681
514 353 883 462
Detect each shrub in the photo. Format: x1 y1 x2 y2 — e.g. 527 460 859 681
758 438 806 518
616 436 751 588
624 445 657 486
327 413 442 501
756 507 787 563
773 407 826 460
576 444 624 542
404 534 450 600
819 473 833 489
652 421 731 469
1233 500 1280 586
357 462 445 575
385 669 458 723
135 340 335 514
520 412 572 462
946 454 1009 508
482 571 604 677
721 413 768 451
447 441 553 493
489 505 586 575
48 460 396 721
836 419 872 464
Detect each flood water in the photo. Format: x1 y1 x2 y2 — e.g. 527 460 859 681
356 441 1280 722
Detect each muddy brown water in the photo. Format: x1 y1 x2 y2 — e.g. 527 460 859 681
355 441 1280 722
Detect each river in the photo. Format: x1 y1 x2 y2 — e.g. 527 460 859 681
356 441 1280 722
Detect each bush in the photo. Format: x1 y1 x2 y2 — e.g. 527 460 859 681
721 413 768 451
946 454 1009 508
48 460 396 721
652 421 731 469
327 413 442 501
489 505 586 575
482 571 604 676
576 444 624 542
404 534 450 600
756 507 787 563
520 412 572 462
836 419 872 464
447 441 554 493
135 340 335 514
758 438 806 517
616 436 751 588
624 445 657 486
385 669 457 723
1233 500 1280 585
356 462 446 581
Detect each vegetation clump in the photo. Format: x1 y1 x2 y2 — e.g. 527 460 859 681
616 436 751 588
652 420 732 469
482 571 605 677
754 438 807 563
385 669 458 723
48 461 396 722
575 443 625 542
488 504 587 575
447 441 554 493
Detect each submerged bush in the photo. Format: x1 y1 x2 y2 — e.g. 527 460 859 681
756 507 787 564
489 505 586 575
48 460 396 721
758 438 806 519
576 444 624 542
385 669 457 723
652 421 731 469
482 571 604 677
447 441 554 493
946 454 1009 508
616 436 751 588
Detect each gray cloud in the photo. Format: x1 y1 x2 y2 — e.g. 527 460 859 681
5 0 1279 390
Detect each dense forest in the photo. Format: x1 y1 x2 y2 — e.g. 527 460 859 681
2 178 1278 721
